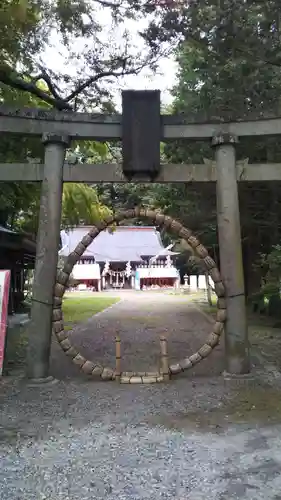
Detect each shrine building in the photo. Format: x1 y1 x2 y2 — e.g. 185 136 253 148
59 225 180 291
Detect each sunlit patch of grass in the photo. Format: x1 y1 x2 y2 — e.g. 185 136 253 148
199 293 281 371
62 296 119 329
3 297 119 373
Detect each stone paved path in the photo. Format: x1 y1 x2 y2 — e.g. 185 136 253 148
50 291 225 379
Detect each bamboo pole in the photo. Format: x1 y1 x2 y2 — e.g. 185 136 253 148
115 335 121 382
160 336 170 382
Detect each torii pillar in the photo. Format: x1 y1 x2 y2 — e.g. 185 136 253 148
27 133 69 381
212 134 250 375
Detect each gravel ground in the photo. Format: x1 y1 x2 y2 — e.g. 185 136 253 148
2 292 281 499
50 291 224 379
2 376 281 499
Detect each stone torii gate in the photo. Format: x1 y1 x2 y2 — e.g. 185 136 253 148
1 90 280 382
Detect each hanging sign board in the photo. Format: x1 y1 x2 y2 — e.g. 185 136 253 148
0 270 11 376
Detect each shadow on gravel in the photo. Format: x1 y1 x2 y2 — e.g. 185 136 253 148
149 385 281 433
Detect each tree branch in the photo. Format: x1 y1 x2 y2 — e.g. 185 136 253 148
0 46 168 110
234 46 281 69
64 62 146 102
91 0 158 10
0 64 143 111
92 0 122 7
36 67 63 101
0 66 72 110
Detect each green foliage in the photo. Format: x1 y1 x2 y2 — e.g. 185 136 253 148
0 0 170 110
62 183 112 228
142 0 281 293
4 0 281 300
0 60 113 234
96 182 152 211
0 0 171 236
0 72 47 233
0 181 111 234
0 0 41 66
258 245 281 298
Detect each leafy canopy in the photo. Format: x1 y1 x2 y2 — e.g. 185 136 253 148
0 0 175 111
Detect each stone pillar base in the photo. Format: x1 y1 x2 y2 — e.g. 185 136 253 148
26 375 59 387
222 370 257 388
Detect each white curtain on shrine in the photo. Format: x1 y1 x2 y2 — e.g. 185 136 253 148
72 263 101 280
136 267 179 279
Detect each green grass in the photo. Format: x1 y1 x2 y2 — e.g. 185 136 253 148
3 296 119 373
198 293 281 371
62 296 119 330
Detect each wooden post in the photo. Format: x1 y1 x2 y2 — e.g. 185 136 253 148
115 335 121 382
160 336 170 381
212 134 250 375
27 133 69 380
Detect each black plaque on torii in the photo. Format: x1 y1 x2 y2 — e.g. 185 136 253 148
122 89 161 181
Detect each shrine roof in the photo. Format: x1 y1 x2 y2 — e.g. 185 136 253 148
60 225 177 262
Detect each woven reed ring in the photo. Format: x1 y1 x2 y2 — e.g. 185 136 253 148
52 208 226 380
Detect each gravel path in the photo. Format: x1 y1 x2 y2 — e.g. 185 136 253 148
1 375 281 499
2 292 281 499
50 292 224 379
